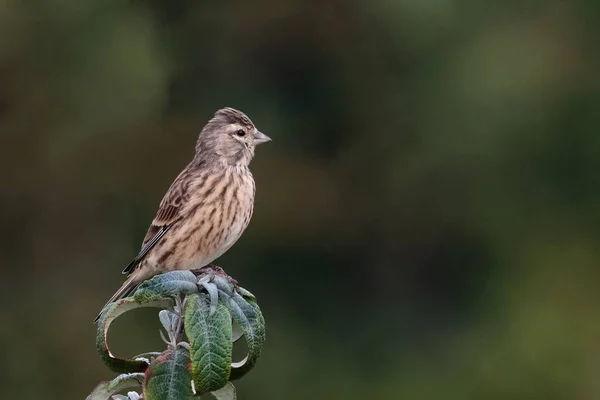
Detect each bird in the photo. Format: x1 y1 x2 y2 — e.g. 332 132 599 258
94 107 271 322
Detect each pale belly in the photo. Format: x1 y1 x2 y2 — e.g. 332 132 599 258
144 168 255 274
160 205 251 272
191 214 248 268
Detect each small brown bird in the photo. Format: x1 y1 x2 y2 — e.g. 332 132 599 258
95 107 270 322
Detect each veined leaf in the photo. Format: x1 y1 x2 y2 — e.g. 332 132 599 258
97 297 172 373
184 293 232 394
134 271 199 302
143 348 194 400
236 287 256 301
218 290 266 380
210 276 235 297
86 373 144 400
97 271 200 373
159 309 180 336
198 277 219 316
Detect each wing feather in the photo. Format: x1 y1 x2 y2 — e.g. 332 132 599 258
122 169 191 275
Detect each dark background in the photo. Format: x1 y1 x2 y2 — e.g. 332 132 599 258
2 0 600 399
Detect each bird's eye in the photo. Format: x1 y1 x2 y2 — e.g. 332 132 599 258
235 129 246 137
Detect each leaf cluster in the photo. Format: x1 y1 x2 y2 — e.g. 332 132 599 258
88 270 266 400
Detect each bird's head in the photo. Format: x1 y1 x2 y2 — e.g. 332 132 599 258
196 107 271 166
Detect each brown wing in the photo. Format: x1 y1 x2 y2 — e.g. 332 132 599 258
121 170 191 275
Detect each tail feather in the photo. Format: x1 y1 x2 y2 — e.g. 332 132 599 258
94 275 140 323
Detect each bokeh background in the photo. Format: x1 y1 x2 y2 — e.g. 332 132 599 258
2 0 600 398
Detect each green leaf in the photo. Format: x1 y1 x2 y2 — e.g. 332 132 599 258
184 293 233 394
86 373 144 400
209 382 237 400
96 297 172 373
236 287 256 301
159 309 180 335
143 348 194 400
96 271 202 373
218 290 266 380
198 277 219 315
210 276 235 297
231 320 244 343
134 271 199 302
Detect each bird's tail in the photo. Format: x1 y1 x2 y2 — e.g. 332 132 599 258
94 274 140 323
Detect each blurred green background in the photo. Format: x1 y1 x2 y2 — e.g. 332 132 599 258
2 0 600 398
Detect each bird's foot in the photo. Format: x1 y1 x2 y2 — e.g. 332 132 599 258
191 264 239 292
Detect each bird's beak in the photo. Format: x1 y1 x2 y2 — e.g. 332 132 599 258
253 130 272 145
